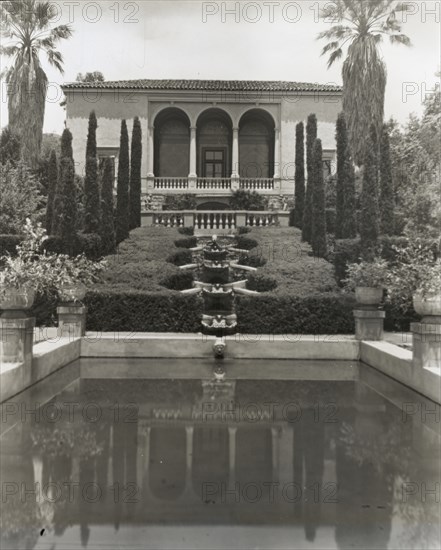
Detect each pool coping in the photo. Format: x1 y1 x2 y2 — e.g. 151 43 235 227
0 333 439 404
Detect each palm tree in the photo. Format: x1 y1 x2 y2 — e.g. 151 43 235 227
0 1 72 168
317 0 411 165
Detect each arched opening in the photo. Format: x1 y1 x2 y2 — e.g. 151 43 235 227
197 109 232 178
196 200 230 211
154 108 190 177
239 109 275 178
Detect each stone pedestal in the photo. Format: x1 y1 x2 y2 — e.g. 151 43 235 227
411 321 441 370
236 212 246 228
57 305 87 338
353 308 385 341
0 316 35 366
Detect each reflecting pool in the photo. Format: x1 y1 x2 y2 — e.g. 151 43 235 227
1 359 440 549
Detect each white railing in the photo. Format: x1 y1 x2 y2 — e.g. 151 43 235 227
194 211 236 231
240 178 274 190
246 212 278 226
154 177 188 189
196 178 231 190
152 212 184 228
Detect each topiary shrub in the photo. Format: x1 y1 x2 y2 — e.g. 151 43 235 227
235 235 258 250
237 254 267 268
166 249 193 266
0 234 22 257
178 226 194 236
237 226 252 235
174 236 198 248
230 189 266 210
85 290 202 332
246 273 278 292
160 271 195 291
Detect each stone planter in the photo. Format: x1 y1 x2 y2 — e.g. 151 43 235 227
355 286 383 306
413 291 441 320
0 287 35 312
58 283 87 304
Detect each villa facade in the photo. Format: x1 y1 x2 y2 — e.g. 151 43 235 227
62 79 342 211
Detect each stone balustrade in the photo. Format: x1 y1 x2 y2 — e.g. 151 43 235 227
146 177 278 193
240 177 274 190
154 177 188 189
196 177 232 190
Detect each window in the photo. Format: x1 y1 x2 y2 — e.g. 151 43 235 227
203 149 226 178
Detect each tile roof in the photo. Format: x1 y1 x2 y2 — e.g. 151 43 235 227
62 79 341 92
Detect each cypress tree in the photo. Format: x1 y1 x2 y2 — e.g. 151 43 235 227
58 128 77 253
100 157 116 255
116 119 130 244
129 116 142 230
293 121 305 228
379 124 395 235
302 114 317 242
360 124 380 258
311 139 327 258
84 111 100 233
52 129 74 237
45 149 58 233
336 113 357 238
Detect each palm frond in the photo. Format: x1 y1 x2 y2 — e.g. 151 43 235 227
389 34 412 46
327 48 344 68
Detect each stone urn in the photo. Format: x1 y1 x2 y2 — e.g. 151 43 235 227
0 287 35 312
355 286 383 306
58 283 87 304
413 291 441 321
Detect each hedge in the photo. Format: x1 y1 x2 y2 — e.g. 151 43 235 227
166 249 193 266
325 208 336 234
43 232 102 259
334 238 361 285
246 273 278 292
178 226 194 236
237 226 252 235
0 234 22 257
85 290 203 332
160 271 195 291
235 235 259 250
174 236 198 248
236 293 356 334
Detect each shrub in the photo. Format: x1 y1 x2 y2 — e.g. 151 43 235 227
160 271 195 291
360 124 380 257
163 194 197 210
57 129 77 254
235 236 258 250
84 111 100 234
334 238 361 285
246 273 278 292
326 208 336 234
302 113 317 242
236 293 355 334
237 226 252 235
76 233 102 260
166 249 193 266
116 119 130 244
230 189 266 211
380 124 395 236
343 258 389 290
178 226 194 236
45 150 58 233
237 254 267 268
311 138 327 258
336 112 357 239
174 236 197 248
293 121 305 228
0 234 22 257
85 290 203 332
129 116 142 230
100 157 116 256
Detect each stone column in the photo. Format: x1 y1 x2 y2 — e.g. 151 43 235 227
146 125 155 190
411 319 441 370
353 308 385 341
231 127 240 189
188 126 197 189
57 304 87 338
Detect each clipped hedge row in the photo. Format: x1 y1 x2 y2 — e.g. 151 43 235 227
246 273 278 292
166 249 193 266
236 293 356 334
85 290 203 332
160 271 195 291
0 234 22 257
174 236 198 248
235 235 259 250
43 232 102 259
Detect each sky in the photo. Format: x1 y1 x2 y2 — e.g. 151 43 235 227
1 0 440 135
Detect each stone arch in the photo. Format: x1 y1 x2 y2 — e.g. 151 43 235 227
238 109 275 178
154 107 191 177
196 108 233 178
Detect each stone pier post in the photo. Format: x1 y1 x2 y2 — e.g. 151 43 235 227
57 304 87 338
411 320 441 370
353 308 385 341
0 315 34 368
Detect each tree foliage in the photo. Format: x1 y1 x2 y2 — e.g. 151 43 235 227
293 121 305 228
0 161 45 234
45 150 58 232
311 139 327 257
336 112 357 238
302 114 317 242
0 0 73 168
129 117 142 230
116 119 130 244
230 189 266 210
379 124 395 235
57 129 76 253
100 157 116 256
76 71 105 83
317 0 411 165
84 111 100 233
0 127 21 166
360 124 380 257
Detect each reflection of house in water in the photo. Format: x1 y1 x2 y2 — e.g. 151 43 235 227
3 377 439 549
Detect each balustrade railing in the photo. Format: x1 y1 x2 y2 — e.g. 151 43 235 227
196 178 231 190
240 178 274 190
154 177 188 189
194 211 236 231
246 212 277 226
152 212 184 228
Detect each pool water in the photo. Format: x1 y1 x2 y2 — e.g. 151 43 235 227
1 359 440 549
